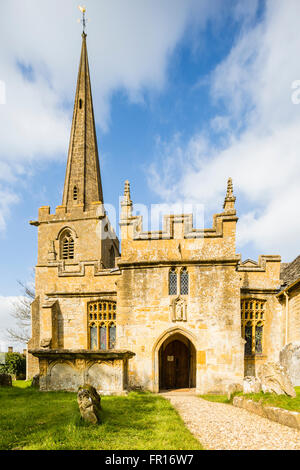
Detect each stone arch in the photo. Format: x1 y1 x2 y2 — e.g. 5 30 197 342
56 226 78 240
152 327 197 392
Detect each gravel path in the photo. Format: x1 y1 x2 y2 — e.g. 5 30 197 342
162 393 300 450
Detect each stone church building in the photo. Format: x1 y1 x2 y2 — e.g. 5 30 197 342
27 33 300 394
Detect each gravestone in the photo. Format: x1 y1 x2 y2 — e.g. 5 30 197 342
0 374 12 387
77 384 101 424
258 362 296 397
280 342 300 386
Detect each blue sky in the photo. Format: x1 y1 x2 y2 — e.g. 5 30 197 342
1 0 300 349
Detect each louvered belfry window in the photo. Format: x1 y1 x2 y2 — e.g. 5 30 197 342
73 186 78 201
61 231 74 260
180 268 189 295
88 301 117 350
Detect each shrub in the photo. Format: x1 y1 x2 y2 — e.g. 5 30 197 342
0 353 26 377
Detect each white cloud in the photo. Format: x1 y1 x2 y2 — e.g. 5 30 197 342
149 0 300 261
0 0 226 229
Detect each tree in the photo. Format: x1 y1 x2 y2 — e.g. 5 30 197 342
6 281 35 345
0 352 26 377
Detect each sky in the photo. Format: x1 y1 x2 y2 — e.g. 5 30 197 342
0 0 300 351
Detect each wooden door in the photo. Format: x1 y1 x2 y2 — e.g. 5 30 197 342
162 340 189 389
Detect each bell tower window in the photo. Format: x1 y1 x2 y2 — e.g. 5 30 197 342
73 186 78 201
60 230 75 260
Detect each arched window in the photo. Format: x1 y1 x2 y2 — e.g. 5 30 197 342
73 186 78 201
180 268 189 295
79 99 83 109
241 299 265 355
61 230 75 260
88 301 117 350
169 268 177 295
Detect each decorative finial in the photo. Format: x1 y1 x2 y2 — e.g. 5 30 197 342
226 177 234 198
124 180 131 203
78 5 88 35
223 177 236 211
121 180 133 220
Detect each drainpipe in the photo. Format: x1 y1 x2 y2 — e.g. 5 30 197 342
284 291 289 345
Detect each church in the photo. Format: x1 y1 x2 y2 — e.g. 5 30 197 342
27 31 300 395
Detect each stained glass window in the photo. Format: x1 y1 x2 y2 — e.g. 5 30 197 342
245 323 252 356
100 325 107 350
90 325 97 350
241 299 265 356
88 301 117 350
255 324 263 354
109 325 116 349
169 269 177 295
180 268 189 295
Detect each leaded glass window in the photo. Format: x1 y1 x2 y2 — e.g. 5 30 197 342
88 301 117 350
255 324 263 354
169 269 177 295
109 325 116 349
180 268 189 295
245 322 252 356
100 325 107 350
90 324 97 350
241 299 265 356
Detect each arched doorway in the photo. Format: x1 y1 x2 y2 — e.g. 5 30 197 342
159 333 196 390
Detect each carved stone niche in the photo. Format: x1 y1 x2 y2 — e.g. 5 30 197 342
170 297 187 322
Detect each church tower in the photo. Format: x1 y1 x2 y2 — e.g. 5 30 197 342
27 28 121 380
30 31 119 273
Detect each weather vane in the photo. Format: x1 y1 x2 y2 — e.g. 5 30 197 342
78 5 88 34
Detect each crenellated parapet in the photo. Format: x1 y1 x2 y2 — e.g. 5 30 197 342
119 178 239 263
238 256 282 293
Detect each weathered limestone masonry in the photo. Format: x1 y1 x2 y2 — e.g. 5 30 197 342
118 180 244 394
28 30 300 395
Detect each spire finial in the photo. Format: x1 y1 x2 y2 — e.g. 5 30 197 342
223 177 236 211
226 177 234 198
78 5 88 35
121 180 133 220
124 180 131 203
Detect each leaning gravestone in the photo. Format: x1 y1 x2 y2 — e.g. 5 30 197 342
243 376 261 394
77 384 101 424
257 362 296 398
227 383 243 400
0 374 12 387
280 342 300 387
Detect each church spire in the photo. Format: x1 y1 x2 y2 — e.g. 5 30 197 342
62 30 103 210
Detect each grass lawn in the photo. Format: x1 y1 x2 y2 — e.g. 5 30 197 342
240 386 300 412
198 394 230 404
199 386 300 412
0 382 203 450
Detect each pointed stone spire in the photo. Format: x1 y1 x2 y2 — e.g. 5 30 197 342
62 32 103 210
223 177 236 211
121 180 133 220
